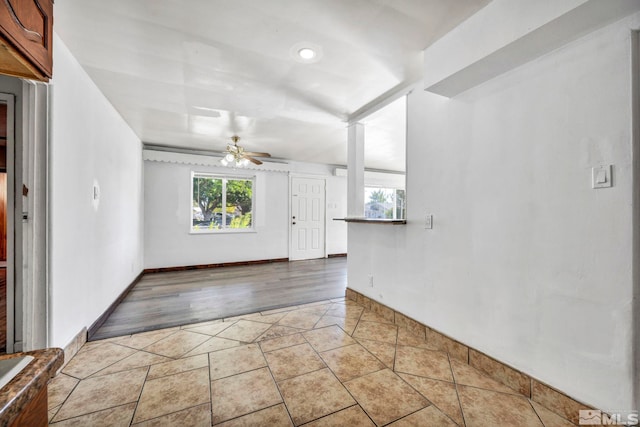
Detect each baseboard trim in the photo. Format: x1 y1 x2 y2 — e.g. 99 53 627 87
346 287 596 425
327 253 347 258
143 258 290 274
87 272 144 341
60 327 87 372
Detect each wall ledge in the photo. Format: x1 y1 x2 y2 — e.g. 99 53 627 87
336 218 406 225
424 0 640 97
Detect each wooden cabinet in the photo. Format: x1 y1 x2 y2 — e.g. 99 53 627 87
0 0 53 82
9 386 47 427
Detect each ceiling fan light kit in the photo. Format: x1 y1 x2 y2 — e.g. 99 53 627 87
220 136 271 168
220 157 250 167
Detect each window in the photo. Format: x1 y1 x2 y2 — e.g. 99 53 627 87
191 173 254 232
364 187 405 220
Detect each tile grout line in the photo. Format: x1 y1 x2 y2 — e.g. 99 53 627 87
282 320 366 425
207 346 213 426
260 340 296 426
62 341 142 380
322 364 366 425
213 402 289 427
390 355 462 425
303 323 377 426
448 352 468 427
295 403 362 426
85 349 176 380
128 364 151 425
50 402 138 426
47 373 81 424
394 374 464 427
527 399 548 427
131 402 212 426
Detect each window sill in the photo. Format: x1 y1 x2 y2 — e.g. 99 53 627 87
334 218 407 225
190 229 256 235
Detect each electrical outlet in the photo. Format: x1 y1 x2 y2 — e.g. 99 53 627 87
425 214 433 229
368 274 374 287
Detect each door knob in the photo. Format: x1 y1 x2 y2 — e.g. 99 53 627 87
292 221 296 225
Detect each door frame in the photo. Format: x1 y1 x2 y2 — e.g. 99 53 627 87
21 80 48 351
288 174 327 261
630 29 640 406
0 93 15 353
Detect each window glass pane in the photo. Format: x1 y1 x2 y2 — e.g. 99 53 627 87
193 176 223 230
364 187 405 219
226 179 253 229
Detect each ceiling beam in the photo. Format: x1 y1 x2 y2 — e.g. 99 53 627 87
347 78 421 125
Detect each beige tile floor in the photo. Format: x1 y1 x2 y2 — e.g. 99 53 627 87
47 298 578 426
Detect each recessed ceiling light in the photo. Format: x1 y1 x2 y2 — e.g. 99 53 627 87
291 42 322 63
298 48 316 60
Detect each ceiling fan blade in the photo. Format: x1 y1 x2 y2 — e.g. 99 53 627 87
243 155 263 165
243 151 271 157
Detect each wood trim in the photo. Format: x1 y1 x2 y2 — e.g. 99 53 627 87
142 258 290 274
2 0 44 44
0 40 46 81
87 272 144 340
327 253 347 258
0 0 53 79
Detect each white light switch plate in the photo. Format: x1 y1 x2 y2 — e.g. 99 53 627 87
592 165 612 189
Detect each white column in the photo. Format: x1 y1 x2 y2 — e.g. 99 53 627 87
347 122 365 217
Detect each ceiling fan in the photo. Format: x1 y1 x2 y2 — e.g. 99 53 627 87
220 135 271 167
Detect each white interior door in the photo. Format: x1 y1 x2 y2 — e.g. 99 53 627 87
290 177 325 260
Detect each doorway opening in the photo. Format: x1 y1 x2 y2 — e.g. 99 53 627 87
0 103 6 353
0 94 15 354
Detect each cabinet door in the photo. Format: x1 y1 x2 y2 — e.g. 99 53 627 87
0 0 53 79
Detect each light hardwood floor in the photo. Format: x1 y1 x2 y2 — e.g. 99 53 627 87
91 258 347 340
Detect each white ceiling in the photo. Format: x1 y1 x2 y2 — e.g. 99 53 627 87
54 0 490 172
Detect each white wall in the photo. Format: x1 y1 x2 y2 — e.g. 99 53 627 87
143 156 347 269
348 14 638 411
49 34 144 348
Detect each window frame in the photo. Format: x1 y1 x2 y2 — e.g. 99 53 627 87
190 171 256 234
